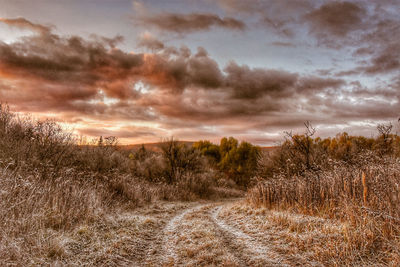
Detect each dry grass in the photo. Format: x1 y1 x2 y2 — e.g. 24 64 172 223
219 202 395 266
248 154 400 265
10 101 400 265
0 105 241 265
0 164 240 265
0 164 186 265
159 203 242 267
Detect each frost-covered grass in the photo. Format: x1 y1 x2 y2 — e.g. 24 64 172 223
161 203 241 267
220 201 395 266
0 165 187 265
0 105 242 265
247 157 400 266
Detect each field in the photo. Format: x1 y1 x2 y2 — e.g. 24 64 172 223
1 106 400 266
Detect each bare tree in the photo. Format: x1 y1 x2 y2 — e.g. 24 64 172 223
160 138 205 184
284 121 316 170
377 123 393 155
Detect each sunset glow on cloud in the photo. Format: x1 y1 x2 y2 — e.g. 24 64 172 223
0 0 399 144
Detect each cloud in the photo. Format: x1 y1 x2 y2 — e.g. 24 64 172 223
299 1 400 76
0 27 144 104
270 41 296 47
304 1 366 38
336 43 400 76
0 17 52 35
218 0 311 37
78 125 159 139
362 44 400 74
1 17 399 144
217 0 260 14
136 12 245 34
223 61 298 99
261 16 295 37
137 32 164 51
137 46 223 92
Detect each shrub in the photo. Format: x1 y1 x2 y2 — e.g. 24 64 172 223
194 137 261 187
130 149 166 182
249 122 400 265
160 138 206 184
0 104 244 265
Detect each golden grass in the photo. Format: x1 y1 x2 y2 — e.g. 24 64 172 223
0 105 243 265
247 157 400 266
219 201 397 266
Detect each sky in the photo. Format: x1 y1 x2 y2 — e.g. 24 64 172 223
0 0 399 145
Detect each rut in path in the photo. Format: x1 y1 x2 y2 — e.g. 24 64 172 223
162 204 208 264
211 206 291 267
148 201 294 267
142 203 200 266
143 203 213 266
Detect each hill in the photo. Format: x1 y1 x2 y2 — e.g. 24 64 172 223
121 142 277 152
120 141 195 152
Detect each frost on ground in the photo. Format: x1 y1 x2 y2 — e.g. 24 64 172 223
218 202 389 267
46 201 197 266
150 200 297 267
20 199 384 266
211 206 291 266
158 203 241 267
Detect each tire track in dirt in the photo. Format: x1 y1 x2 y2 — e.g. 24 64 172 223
150 202 242 266
138 202 198 266
144 200 293 266
207 206 249 267
210 205 292 267
144 203 212 266
162 204 206 265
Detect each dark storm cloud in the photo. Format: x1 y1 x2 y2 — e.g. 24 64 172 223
220 0 398 77
219 0 372 49
136 12 245 34
137 63 349 125
356 16 400 75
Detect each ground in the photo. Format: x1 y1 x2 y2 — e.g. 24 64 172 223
41 199 382 267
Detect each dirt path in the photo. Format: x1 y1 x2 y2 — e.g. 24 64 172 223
61 199 321 266
211 206 291 267
141 200 294 267
162 204 208 264
54 199 368 266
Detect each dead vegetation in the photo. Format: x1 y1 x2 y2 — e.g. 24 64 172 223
0 104 241 265
248 122 400 266
2 102 400 266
